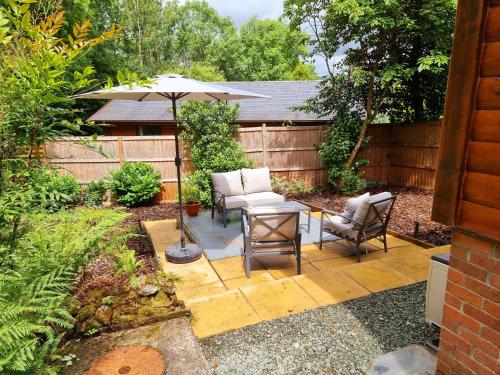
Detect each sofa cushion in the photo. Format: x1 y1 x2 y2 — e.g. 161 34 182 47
352 191 392 226
341 192 370 224
224 192 284 209
241 167 273 194
211 170 244 196
324 215 357 238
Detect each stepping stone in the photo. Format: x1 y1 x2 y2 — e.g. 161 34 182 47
364 345 436 375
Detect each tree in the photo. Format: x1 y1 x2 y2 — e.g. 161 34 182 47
284 0 455 189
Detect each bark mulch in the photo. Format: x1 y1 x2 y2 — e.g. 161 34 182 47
290 186 451 247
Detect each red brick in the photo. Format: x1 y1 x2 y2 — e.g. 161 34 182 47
451 256 488 281
451 244 469 260
445 292 463 310
465 276 500 302
491 273 500 289
453 232 494 255
463 303 500 331
470 251 499 273
439 350 475 375
442 314 459 333
442 304 481 333
442 327 473 354
448 268 466 285
456 349 496 375
460 328 499 358
447 281 483 307
484 299 500 319
480 326 500 347
474 349 500 374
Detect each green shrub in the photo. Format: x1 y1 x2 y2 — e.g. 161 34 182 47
271 175 308 195
108 162 162 207
179 101 253 206
30 168 81 211
84 180 107 206
0 208 131 373
339 169 365 196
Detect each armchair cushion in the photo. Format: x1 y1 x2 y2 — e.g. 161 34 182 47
324 214 355 234
341 192 370 223
352 191 392 226
211 170 245 196
224 191 284 209
241 167 272 194
247 206 299 242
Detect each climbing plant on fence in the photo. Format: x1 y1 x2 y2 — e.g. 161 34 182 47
180 101 253 206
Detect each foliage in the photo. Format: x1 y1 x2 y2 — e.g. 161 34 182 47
179 101 252 206
339 169 365 196
108 162 162 207
84 180 107 206
182 176 201 204
271 176 308 195
29 167 81 211
284 0 455 192
0 208 130 374
115 249 144 287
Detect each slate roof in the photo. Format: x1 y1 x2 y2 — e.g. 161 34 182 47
87 80 328 123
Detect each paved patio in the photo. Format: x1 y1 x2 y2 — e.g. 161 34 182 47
143 218 450 339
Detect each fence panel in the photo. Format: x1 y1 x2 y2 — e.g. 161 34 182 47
45 122 441 200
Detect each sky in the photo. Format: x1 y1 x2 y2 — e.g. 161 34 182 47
178 0 330 76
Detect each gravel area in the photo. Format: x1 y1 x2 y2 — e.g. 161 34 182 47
202 283 438 375
291 186 451 246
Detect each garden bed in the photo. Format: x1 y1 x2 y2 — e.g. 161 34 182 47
290 186 451 247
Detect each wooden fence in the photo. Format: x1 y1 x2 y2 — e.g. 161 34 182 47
45 122 440 201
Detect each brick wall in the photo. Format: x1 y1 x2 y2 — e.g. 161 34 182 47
436 231 500 375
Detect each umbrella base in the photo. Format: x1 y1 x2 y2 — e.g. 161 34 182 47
165 243 202 264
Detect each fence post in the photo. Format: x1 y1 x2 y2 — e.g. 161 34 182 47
261 123 267 167
117 136 124 164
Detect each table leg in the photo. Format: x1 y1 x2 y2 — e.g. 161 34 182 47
307 210 311 233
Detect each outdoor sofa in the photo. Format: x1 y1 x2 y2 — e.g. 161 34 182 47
211 167 285 227
319 192 396 262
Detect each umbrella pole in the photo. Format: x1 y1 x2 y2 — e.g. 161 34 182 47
172 98 186 248
165 95 202 264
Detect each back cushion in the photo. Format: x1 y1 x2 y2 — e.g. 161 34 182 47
341 192 370 224
352 192 392 226
211 170 244 196
241 167 273 194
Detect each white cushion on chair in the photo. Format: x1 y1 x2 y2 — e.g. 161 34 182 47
324 215 354 233
341 192 370 223
211 170 245 196
225 192 284 209
352 191 392 226
241 167 273 194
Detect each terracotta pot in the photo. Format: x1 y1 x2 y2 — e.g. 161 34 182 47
185 202 201 217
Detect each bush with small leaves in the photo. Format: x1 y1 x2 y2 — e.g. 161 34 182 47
108 162 162 207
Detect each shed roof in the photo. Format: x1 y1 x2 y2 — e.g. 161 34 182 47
87 80 328 123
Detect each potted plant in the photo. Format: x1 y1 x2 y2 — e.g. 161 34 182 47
182 177 201 216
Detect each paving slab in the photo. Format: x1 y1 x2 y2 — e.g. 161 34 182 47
257 253 307 269
312 255 360 270
341 260 415 293
162 255 221 289
301 244 345 262
382 252 431 282
367 235 413 249
293 270 371 305
186 289 261 338
61 318 209 375
211 256 265 280
419 245 451 257
364 345 436 375
267 262 319 279
240 278 318 321
223 272 275 289
177 281 227 301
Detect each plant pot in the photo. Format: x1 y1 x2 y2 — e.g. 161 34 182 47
185 202 201 217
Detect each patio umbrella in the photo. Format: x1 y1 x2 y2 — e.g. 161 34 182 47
75 74 270 264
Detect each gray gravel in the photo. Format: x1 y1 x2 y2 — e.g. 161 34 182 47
201 283 438 375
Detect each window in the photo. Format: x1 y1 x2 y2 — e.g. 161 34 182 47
138 125 162 136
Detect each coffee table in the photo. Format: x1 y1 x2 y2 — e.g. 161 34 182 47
241 200 312 232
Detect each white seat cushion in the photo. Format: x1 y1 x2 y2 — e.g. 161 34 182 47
224 192 284 209
341 192 370 223
323 215 359 239
211 170 244 196
241 167 273 194
352 191 392 226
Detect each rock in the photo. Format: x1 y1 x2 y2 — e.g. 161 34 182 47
95 305 113 326
77 304 97 321
112 314 138 331
364 345 436 375
77 318 103 334
67 298 82 316
138 284 159 297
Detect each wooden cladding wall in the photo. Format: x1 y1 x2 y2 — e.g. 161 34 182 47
46 122 441 201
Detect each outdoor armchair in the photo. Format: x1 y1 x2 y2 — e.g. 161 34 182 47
319 192 396 262
242 206 302 279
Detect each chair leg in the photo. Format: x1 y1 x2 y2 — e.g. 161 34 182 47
383 232 388 253
211 202 215 219
319 212 324 249
296 243 302 275
355 242 361 262
223 208 227 228
244 253 251 279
